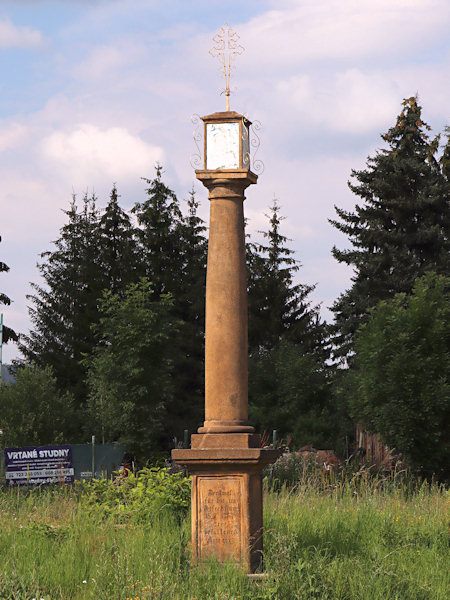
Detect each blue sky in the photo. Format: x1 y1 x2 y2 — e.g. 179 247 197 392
1 0 449 362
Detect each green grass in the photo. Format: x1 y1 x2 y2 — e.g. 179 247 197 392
0 475 448 600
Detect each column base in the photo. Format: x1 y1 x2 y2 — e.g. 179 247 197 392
172 441 279 573
198 420 255 434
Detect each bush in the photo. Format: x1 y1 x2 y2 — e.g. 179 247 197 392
350 273 450 480
77 467 191 522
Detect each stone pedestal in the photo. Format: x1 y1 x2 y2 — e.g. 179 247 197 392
173 436 278 572
172 144 279 572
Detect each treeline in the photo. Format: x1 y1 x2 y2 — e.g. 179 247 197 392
1 167 332 458
1 97 449 478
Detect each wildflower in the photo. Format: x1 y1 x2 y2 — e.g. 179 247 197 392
82 580 87 583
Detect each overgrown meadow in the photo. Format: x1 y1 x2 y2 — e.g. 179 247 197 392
0 466 448 600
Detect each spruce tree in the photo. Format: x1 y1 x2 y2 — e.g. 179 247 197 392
441 126 450 182
97 185 138 295
330 97 450 360
249 340 336 449
0 234 17 343
247 201 334 447
167 188 207 436
132 170 208 440
20 195 106 414
179 187 208 321
19 171 209 450
247 200 324 353
132 165 184 299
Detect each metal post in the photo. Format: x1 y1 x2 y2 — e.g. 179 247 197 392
0 316 4 479
0 440 4 481
183 429 189 449
91 435 95 478
0 313 3 386
272 429 277 449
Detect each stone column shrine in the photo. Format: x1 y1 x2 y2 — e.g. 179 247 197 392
172 108 279 573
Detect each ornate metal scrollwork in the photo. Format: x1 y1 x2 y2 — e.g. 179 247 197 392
250 120 264 174
241 118 250 169
190 113 203 169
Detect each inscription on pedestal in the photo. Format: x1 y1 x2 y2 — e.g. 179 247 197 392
198 476 242 560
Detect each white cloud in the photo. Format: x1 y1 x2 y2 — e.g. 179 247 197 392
73 42 147 80
40 124 164 184
277 69 400 133
0 176 63 244
242 0 450 68
331 70 400 133
0 17 43 49
0 123 27 152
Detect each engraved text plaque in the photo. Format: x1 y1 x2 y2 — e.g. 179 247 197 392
198 476 242 560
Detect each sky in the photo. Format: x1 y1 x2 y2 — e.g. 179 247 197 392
0 0 449 363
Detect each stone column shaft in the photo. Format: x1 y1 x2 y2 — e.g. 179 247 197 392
200 178 252 433
195 171 256 433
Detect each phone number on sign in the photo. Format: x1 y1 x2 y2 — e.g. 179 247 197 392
6 468 75 479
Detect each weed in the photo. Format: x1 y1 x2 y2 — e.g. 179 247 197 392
0 471 447 599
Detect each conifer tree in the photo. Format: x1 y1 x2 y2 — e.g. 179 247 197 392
97 185 138 295
132 171 208 439
0 234 17 343
132 165 184 299
247 201 334 447
248 200 325 353
179 188 208 321
441 126 450 182
330 97 450 360
20 195 106 413
167 188 207 435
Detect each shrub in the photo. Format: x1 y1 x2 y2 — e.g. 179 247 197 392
350 273 450 480
77 467 191 522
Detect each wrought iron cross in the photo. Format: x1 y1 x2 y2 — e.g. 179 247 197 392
209 23 244 111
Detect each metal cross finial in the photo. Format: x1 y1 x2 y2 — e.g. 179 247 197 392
209 23 244 111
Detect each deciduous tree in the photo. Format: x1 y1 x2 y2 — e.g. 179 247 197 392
350 273 449 480
0 364 75 447
85 279 177 458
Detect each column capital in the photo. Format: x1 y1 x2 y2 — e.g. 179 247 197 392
195 169 257 199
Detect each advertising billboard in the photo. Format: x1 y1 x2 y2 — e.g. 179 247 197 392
4 445 74 485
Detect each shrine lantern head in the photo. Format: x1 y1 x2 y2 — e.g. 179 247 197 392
202 111 250 171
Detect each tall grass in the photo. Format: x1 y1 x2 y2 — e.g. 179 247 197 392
263 468 449 600
0 468 448 600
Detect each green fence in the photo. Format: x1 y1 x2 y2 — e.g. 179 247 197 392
71 442 125 480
